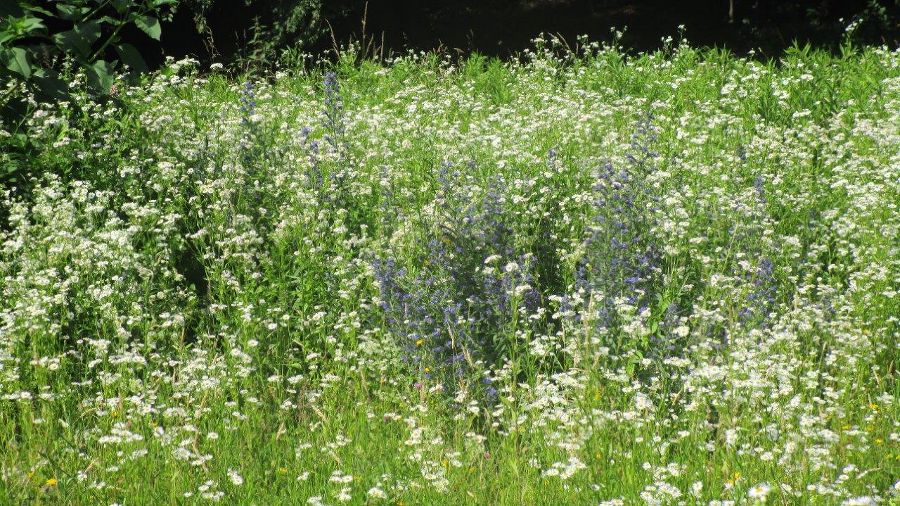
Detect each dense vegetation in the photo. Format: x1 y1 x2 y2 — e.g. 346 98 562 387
0 38 898 504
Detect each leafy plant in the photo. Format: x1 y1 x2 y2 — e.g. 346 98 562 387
0 0 178 98
0 1 179 192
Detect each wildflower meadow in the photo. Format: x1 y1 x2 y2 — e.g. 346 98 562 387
1 37 898 504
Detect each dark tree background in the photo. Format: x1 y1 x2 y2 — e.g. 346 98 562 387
145 0 898 67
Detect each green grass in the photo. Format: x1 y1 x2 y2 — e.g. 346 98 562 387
0 40 898 505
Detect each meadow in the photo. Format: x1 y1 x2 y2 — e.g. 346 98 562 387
0 36 898 504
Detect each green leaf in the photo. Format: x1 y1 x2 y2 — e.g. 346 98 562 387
21 5 54 17
77 19 102 41
20 16 46 33
152 0 179 6
114 43 147 73
4 47 31 79
53 30 87 57
1 15 46 43
56 3 79 21
134 15 161 40
53 20 101 58
111 0 131 14
86 59 115 93
32 69 69 101
2 161 23 179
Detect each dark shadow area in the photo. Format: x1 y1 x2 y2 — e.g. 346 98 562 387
149 0 899 68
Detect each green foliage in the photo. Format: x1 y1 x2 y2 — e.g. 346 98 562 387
0 41 900 505
0 0 178 96
0 0 179 189
0 34 898 506
847 0 900 45
241 0 329 69
184 0 359 71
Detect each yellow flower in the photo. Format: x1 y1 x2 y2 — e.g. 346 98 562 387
45 478 58 487
277 467 288 475
415 339 424 347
